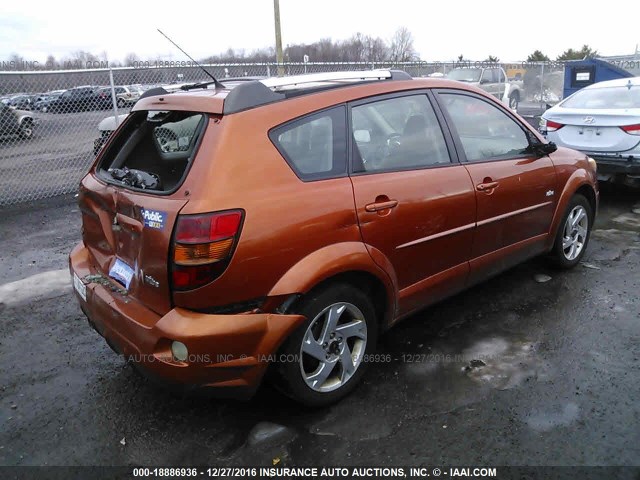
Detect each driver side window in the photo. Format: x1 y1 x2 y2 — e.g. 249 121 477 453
351 95 450 173
438 93 530 162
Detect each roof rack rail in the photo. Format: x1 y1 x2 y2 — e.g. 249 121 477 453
223 69 411 114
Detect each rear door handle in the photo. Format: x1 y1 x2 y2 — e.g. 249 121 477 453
365 200 398 212
476 181 499 191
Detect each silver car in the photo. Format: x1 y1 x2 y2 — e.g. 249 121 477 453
540 77 640 185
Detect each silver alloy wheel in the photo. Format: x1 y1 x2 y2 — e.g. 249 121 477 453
562 205 588 260
299 302 367 393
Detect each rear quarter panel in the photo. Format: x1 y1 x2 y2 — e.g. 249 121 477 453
172 107 378 311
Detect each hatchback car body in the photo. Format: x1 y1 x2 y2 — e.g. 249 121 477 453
70 70 598 406
541 77 640 186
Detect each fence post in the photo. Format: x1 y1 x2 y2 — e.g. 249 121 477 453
108 68 120 127
539 62 545 109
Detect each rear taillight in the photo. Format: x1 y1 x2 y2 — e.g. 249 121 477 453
620 124 640 136
171 210 244 290
543 119 564 132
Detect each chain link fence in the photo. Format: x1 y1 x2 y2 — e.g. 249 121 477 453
0 61 564 206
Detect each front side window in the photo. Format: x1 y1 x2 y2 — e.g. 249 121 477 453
270 106 347 180
351 95 451 173
439 93 530 162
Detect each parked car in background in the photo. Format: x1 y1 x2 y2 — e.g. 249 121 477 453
0 102 36 140
34 90 66 112
540 77 640 186
6 94 38 110
70 70 598 406
93 113 129 155
115 85 144 107
446 66 523 110
47 86 111 113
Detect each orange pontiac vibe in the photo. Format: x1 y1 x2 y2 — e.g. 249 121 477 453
69 70 598 406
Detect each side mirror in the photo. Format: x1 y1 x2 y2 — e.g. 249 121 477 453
480 78 490 84
530 140 557 156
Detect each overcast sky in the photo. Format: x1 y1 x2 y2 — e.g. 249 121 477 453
1 0 638 64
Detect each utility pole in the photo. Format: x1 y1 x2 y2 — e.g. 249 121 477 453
274 0 284 76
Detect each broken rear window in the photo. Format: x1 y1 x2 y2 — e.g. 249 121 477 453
97 110 207 193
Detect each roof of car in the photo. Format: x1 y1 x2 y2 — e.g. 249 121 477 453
133 70 484 116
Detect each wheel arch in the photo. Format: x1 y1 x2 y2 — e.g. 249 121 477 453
267 242 397 330
546 171 598 251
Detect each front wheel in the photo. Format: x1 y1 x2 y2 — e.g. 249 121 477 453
275 283 378 406
550 194 593 268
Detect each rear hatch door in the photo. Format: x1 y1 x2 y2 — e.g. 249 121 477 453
80 180 187 316
79 109 208 315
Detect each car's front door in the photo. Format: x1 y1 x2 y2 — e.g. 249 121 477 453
480 68 498 99
435 90 558 284
349 92 476 318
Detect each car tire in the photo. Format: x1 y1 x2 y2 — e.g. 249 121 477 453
274 283 378 407
41 106 48 113
509 90 520 110
20 119 33 139
117 98 125 108
550 194 593 269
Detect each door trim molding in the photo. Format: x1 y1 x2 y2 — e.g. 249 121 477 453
396 222 475 249
476 201 553 227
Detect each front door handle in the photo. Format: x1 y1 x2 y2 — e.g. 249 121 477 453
365 199 398 212
476 181 499 191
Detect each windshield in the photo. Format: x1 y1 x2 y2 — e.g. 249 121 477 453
562 85 640 109
446 68 482 82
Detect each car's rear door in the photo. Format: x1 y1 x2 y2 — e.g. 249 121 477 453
348 92 476 317
434 90 558 283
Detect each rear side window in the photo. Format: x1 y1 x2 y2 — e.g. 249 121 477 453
270 106 347 181
351 94 451 173
438 93 529 162
98 110 206 193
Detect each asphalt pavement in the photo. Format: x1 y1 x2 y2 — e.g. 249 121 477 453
0 187 639 475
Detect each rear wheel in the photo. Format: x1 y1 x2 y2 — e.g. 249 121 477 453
551 194 593 268
275 283 377 406
20 119 33 139
117 97 125 108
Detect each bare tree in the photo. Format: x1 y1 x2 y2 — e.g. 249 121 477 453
364 35 389 62
124 53 140 67
390 27 417 63
45 55 58 69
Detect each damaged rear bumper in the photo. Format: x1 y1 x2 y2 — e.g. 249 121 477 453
69 243 305 398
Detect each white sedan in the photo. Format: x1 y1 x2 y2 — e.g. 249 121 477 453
540 76 640 185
